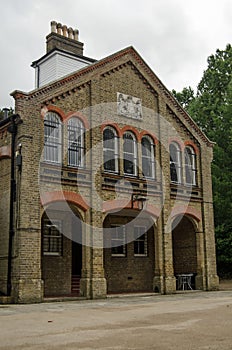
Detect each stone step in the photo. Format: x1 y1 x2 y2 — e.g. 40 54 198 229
71 275 80 294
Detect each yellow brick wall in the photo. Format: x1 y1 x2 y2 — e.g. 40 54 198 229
0 48 218 302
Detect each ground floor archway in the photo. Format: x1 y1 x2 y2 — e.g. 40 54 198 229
41 202 83 297
103 210 156 293
172 215 198 289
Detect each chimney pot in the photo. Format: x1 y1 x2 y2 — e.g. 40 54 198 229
57 23 62 35
51 21 57 33
73 29 79 41
62 25 68 37
46 21 84 56
68 27 74 39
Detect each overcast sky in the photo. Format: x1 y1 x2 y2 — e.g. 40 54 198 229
0 0 231 109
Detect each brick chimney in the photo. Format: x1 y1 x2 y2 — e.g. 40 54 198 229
46 21 84 56
32 21 95 88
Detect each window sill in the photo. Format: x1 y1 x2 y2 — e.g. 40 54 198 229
134 254 148 257
103 170 120 176
111 254 126 257
124 173 138 178
43 252 61 256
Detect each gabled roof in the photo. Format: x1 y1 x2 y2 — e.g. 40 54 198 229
11 46 213 146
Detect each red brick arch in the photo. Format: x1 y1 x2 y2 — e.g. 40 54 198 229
169 137 184 151
171 205 201 222
184 140 199 154
40 191 89 212
101 122 122 137
102 199 160 218
41 105 66 122
64 111 90 129
140 131 159 144
121 126 140 140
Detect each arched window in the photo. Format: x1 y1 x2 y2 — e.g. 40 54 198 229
185 146 197 186
68 117 85 167
123 131 138 176
141 136 155 179
44 112 62 164
103 127 119 173
169 143 182 183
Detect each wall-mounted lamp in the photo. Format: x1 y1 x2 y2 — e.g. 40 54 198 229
131 193 148 210
2 108 10 120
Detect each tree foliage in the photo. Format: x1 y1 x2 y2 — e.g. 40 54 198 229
173 44 232 277
172 86 195 110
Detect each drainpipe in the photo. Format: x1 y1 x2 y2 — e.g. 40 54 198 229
88 80 94 299
7 113 22 296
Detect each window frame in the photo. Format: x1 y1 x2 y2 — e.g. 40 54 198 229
185 146 197 186
44 112 62 164
169 142 182 184
67 117 85 168
141 135 156 179
103 126 119 173
42 218 63 256
134 226 148 256
123 131 138 177
111 225 126 257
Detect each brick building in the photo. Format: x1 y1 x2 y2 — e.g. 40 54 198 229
0 22 219 303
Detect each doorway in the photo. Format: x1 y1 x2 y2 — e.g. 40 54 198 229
172 215 197 289
71 217 82 295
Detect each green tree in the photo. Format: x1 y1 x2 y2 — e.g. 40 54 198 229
171 86 195 110
213 80 232 276
172 44 232 277
188 44 232 138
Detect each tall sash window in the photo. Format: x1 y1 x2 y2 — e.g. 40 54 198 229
123 131 138 176
68 118 85 167
103 127 119 173
170 143 182 183
44 112 62 164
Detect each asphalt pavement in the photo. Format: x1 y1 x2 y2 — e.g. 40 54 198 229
1 290 232 349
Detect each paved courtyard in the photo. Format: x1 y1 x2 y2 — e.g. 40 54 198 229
1 289 232 350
